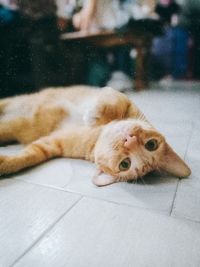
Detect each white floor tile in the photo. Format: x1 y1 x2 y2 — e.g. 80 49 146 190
14 197 200 267
0 179 80 267
66 169 178 214
16 158 76 188
172 126 200 222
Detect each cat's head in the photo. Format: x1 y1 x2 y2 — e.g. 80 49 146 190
93 119 191 186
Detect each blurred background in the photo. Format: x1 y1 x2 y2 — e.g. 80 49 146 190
0 0 199 97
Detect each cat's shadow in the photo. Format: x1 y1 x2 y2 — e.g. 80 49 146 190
127 171 180 186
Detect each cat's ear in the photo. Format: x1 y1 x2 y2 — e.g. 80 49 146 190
92 170 116 186
159 144 191 178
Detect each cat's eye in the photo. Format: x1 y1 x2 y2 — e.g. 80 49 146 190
145 139 158 151
119 158 131 171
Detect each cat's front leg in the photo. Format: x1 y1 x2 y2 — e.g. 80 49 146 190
83 87 139 126
0 136 62 175
83 99 127 126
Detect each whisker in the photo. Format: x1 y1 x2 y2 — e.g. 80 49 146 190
135 111 146 122
140 177 146 185
156 167 162 175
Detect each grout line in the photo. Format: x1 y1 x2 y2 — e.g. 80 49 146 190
16 174 200 224
81 194 200 225
169 121 195 216
169 179 180 216
80 194 170 215
170 212 200 225
15 177 168 214
15 177 82 196
11 196 83 267
15 177 172 216
62 187 178 218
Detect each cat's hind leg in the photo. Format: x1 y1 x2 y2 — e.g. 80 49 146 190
0 135 63 175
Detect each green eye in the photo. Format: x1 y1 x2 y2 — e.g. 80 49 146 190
145 139 158 151
119 158 131 171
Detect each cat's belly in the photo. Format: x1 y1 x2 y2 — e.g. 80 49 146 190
55 94 99 127
1 97 36 122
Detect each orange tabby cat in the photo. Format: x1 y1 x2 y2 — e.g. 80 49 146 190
0 86 191 186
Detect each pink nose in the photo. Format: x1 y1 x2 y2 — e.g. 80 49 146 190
124 134 138 149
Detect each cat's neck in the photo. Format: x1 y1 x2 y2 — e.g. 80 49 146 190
60 125 102 161
78 126 102 161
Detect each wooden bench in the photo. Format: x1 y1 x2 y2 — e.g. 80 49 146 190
61 30 153 90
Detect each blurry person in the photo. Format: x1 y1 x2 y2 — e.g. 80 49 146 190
151 0 189 83
71 0 132 90
72 0 157 32
126 0 157 20
56 0 75 32
72 0 130 32
181 0 200 79
155 0 180 25
0 0 17 10
72 0 96 31
70 0 159 90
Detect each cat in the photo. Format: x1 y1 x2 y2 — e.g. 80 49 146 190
0 86 191 186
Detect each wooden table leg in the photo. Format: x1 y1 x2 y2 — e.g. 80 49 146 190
134 39 152 91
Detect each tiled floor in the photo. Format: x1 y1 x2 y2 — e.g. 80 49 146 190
1 81 200 267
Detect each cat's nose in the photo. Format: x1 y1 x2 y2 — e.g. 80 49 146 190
124 134 138 149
